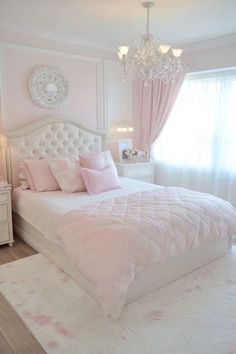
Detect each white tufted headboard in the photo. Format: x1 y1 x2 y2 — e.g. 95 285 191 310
5 117 105 188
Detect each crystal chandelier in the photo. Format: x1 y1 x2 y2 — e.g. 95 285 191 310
117 1 183 86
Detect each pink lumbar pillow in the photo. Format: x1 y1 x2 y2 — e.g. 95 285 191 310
80 165 121 195
25 158 60 192
49 156 85 193
80 150 114 170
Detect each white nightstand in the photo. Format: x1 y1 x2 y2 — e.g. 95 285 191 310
0 186 14 247
115 161 152 183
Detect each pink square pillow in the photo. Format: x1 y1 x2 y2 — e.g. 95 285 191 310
25 158 60 192
80 165 121 195
49 156 85 193
19 162 36 190
80 150 114 170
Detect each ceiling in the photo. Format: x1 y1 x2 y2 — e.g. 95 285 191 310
0 0 236 51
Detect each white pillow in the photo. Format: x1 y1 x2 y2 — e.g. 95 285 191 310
79 150 114 170
49 156 85 193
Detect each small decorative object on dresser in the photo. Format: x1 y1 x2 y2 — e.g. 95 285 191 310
115 161 152 183
0 185 14 247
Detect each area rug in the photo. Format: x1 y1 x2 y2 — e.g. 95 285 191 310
0 249 236 354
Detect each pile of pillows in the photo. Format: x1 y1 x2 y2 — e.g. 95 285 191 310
19 151 121 195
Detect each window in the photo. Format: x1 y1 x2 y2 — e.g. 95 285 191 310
153 69 236 173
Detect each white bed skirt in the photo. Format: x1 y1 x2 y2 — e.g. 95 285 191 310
13 212 232 314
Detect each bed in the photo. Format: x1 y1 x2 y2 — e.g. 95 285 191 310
5 117 235 319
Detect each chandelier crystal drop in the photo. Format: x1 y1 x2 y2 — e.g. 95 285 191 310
117 1 183 86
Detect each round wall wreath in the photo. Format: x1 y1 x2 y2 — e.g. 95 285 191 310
28 66 68 108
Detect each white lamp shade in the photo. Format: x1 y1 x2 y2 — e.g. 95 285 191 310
172 48 183 58
159 44 171 54
118 46 129 57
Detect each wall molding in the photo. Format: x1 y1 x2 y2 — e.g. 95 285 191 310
0 46 6 132
96 59 106 131
183 33 236 54
0 42 101 63
0 41 115 133
0 27 116 53
103 60 109 133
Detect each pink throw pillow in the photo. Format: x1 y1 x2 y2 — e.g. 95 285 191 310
80 150 114 170
49 156 85 193
25 158 60 192
19 162 35 190
80 165 121 195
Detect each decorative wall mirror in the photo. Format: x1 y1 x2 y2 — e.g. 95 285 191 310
28 66 68 108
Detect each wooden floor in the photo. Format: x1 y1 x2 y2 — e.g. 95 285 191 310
0 235 37 265
0 236 46 353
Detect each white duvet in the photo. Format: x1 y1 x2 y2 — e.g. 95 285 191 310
12 178 154 238
12 180 236 318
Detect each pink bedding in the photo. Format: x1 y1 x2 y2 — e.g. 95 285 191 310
52 187 236 318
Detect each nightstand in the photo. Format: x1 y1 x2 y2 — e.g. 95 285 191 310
0 186 14 247
115 161 152 183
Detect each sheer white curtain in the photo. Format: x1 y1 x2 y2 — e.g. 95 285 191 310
152 68 236 207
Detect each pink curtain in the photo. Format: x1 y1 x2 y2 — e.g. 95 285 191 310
133 65 189 152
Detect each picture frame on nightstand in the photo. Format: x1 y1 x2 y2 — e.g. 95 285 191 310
118 138 132 162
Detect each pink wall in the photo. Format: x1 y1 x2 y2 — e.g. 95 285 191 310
2 47 98 131
0 31 133 179
0 31 119 179
0 30 118 134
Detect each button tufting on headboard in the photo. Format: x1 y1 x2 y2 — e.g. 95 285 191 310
5 118 105 187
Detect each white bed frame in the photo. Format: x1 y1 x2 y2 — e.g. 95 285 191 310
5 117 232 317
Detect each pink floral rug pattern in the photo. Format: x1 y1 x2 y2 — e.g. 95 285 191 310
0 248 236 354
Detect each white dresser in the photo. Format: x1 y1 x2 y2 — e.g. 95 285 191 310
0 186 14 247
115 161 152 183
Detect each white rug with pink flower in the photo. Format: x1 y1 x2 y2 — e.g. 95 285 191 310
0 248 236 354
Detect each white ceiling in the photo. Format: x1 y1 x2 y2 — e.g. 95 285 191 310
0 0 236 51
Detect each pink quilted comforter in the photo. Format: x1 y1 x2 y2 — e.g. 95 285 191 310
53 187 236 318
